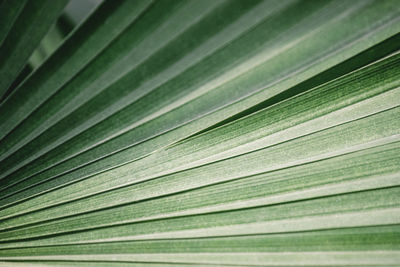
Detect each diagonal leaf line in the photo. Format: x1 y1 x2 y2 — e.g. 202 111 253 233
1 65 399 204
1 176 398 242
0 103 398 226
0 0 155 140
2 42 396 206
2 0 396 187
0 0 399 262
0 106 397 222
0 193 398 246
2 224 398 249
1 141 398 236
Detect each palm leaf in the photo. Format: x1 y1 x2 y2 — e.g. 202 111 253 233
0 0 399 265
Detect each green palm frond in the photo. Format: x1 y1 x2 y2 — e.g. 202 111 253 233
0 0 399 266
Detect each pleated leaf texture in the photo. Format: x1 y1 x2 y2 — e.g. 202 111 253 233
0 0 400 266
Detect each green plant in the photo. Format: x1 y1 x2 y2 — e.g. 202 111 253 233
0 0 399 265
